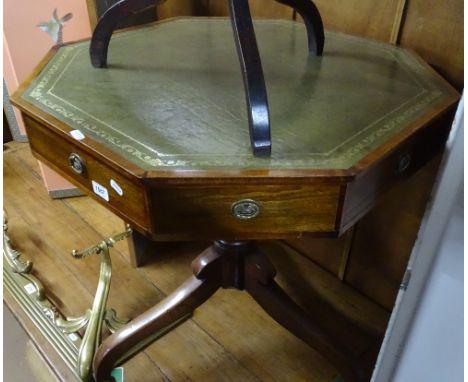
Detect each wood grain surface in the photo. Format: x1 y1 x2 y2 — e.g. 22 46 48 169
24 115 152 234
399 0 463 90
158 0 197 19
285 230 353 277
206 0 293 18
150 183 341 240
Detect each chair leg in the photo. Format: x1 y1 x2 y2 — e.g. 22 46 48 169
244 250 368 382
228 0 271 157
90 0 167 68
93 246 222 381
274 0 325 55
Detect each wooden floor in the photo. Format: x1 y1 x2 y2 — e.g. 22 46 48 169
4 142 389 382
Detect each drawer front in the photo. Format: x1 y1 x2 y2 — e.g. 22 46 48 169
340 111 454 233
151 184 341 240
24 116 151 232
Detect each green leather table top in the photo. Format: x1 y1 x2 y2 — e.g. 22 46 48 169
22 18 454 170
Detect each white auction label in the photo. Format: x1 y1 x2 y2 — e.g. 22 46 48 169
70 129 85 140
92 180 109 202
110 179 124 196
68 333 80 342
24 283 36 295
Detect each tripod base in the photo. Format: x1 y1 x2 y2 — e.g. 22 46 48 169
93 240 376 382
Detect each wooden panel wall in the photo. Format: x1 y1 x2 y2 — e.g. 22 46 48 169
158 0 198 19
86 0 157 29
201 0 400 41
205 0 292 18
87 0 464 89
196 0 463 87
399 0 463 90
157 0 293 19
312 0 401 42
286 236 347 276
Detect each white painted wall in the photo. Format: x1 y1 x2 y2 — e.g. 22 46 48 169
393 189 463 382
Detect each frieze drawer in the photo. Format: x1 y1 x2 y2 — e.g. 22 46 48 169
23 115 151 232
150 184 341 240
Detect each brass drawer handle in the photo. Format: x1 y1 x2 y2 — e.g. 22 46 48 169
68 153 86 174
232 199 261 220
397 153 411 174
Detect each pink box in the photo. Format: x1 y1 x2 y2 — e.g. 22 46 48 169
4 0 91 197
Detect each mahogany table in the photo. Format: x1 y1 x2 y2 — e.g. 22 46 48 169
11 17 458 382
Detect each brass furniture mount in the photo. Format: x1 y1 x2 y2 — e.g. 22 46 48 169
71 225 133 381
68 153 86 175
231 199 262 219
3 213 132 382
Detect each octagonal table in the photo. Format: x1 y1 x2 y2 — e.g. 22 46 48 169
12 18 458 382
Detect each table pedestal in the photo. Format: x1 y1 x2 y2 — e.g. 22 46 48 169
94 240 377 382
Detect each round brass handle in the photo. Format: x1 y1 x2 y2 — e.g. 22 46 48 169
231 199 261 220
397 153 411 174
68 153 86 174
